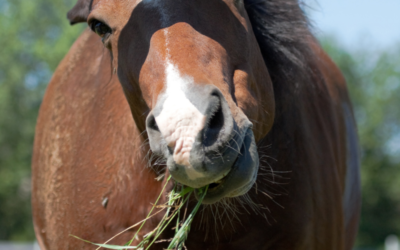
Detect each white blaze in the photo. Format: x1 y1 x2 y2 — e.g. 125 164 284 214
154 29 206 180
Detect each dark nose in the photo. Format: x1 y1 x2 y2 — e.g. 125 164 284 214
146 85 238 188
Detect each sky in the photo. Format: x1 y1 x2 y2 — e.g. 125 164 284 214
308 0 400 50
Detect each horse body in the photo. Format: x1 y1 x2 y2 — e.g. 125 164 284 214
32 30 167 249
32 0 360 249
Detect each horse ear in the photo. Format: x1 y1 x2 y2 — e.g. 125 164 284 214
67 0 91 25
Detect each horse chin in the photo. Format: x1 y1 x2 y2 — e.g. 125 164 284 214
195 128 259 204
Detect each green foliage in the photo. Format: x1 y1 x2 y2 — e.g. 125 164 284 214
0 0 83 241
321 37 400 248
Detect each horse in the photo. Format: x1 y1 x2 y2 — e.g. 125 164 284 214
31 0 361 249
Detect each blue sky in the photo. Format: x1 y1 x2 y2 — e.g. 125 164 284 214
308 0 400 49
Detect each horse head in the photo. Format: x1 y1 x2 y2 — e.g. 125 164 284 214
68 0 275 204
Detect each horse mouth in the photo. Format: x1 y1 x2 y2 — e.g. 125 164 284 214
194 128 259 204
206 165 233 192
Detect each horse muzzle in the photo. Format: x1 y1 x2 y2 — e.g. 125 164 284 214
146 84 259 204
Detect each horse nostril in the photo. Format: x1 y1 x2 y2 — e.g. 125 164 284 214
203 93 225 147
146 113 164 155
147 113 160 132
208 101 224 132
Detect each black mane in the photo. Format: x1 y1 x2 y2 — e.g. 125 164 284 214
244 0 322 164
244 0 315 87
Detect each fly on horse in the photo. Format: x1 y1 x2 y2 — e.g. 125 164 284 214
32 0 361 249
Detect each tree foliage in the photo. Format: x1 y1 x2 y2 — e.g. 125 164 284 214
0 1 399 248
0 0 83 241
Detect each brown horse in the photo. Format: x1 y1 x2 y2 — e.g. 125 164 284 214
32 0 361 249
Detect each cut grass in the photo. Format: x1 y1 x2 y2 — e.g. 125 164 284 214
71 175 208 250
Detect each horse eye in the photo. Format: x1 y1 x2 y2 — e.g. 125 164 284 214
90 20 111 38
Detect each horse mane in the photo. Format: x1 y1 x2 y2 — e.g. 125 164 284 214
244 0 322 167
244 0 315 88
